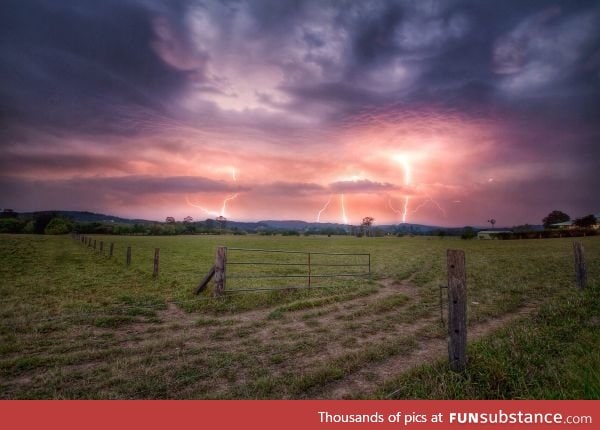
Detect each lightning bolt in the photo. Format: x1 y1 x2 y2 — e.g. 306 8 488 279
186 196 220 217
340 194 349 225
398 155 411 223
390 196 409 223
411 197 447 218
220 193 238 217
316 195 332 222
186 166 239 219
220 167 239 218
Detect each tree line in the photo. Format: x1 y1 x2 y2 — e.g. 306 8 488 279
0 208 597 237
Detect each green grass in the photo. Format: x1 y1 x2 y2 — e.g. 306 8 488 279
375 286 600 399
1 233 599 399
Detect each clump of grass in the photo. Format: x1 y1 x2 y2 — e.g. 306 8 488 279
337 294 410 320
271 287 378 314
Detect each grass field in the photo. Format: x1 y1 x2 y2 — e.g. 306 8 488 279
1 233 598 399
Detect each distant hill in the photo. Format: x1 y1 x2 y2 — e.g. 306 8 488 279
14 210 539 233
259 220 348 230
19 210 154 225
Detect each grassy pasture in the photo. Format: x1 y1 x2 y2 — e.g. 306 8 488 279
0 233 598 399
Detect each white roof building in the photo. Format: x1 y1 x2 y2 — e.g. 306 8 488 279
477 230 512 239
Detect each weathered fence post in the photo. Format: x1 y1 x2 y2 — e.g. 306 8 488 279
308 252 311 288
126 246 131 266
195 266 215 295
153 248 160 278
214 246 227 297
109 243 114 258
447 249 467 372
573 241 587 289
99 241 103 254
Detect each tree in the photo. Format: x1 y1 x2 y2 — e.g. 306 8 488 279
183 216 193 223
543 210 570 228
132 223 146 235
512 224 534 233
0 209 18 219
360 216 374 237
44 218 72 235
487 218 496 228
33 212 57 234
165 216 175 224
204 219 215 231
461 226 477 240
574 214 597 229
0 218 25 233
216 216 227 231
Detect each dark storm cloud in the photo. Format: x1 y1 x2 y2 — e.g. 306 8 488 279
0 175 247 206
3 0 598 135
245 0 600 122
74 175 248 194
0 0 192 139
328 179 400 194
0 152 129 175
256 181 325 196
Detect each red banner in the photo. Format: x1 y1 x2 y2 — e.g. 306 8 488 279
0 400 596 430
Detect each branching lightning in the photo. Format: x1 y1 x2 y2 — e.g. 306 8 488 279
219 193 238 217
185 195 219 217
186 167 239 218
411 196 447 218
220 167 239 217
390 154 447 222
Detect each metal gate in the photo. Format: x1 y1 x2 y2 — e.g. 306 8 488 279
196 246 371 294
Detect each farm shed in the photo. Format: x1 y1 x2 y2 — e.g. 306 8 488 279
477 230 512 240
550 221 575 230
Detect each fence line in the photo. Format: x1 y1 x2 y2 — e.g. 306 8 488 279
72 233 160 279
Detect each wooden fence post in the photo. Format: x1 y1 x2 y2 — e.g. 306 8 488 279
126 246 131 266
109 243 114 258
93 239 96 250
447 249 467 372
99 241 103 254
214 246 227 297
573 241 587 289
195 266 215 295
153 248 160 278
308 252 311 288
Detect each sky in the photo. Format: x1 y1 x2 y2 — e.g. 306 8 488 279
1 0 599 227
